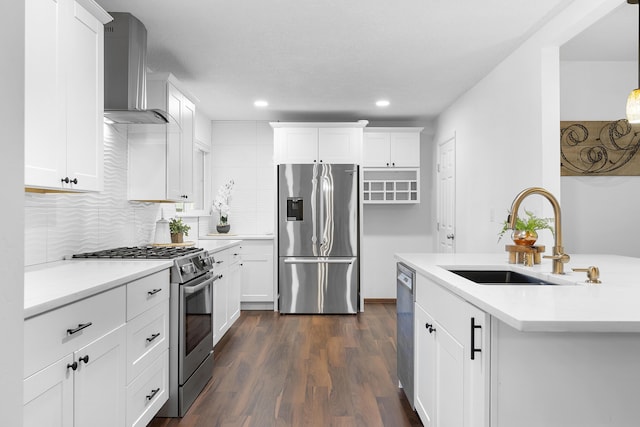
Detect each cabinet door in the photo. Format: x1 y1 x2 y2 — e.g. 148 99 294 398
24 0 66 189
74 326 126 427
23 354 74 427
180 97 195 200
227 261 242 324
390 132 420 167
434 321 464 427
318 127 361 163
240 252 274 303
166 84 183 201
415 303 435 427
213 272 228 346
363 132 391 167
276 128 319 163
65 0 104 191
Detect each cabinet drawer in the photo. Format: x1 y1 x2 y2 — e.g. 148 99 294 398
238 240 273 255
416 274 469 339
126 270 169 321
24 286 126 378
126 302 168 383
213 249 230 270
126 349 168 427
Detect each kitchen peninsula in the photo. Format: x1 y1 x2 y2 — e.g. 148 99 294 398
397 252 640 427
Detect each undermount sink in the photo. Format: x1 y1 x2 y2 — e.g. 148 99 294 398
448 270 557 286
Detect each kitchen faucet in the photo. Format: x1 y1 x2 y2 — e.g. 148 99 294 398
507 187 570 274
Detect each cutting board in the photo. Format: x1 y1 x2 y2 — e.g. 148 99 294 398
150 241 195 247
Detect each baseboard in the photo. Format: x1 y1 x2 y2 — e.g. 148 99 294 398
364 298 396 304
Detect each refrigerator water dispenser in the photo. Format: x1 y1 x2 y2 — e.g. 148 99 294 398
287 197 304 221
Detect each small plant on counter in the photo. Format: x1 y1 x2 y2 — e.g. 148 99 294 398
169 218 190 236
498 209 553 244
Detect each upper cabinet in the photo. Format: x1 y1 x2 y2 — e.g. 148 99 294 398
363 127 423 168
128 73 195 202
272 121 368 164
24 0 111 192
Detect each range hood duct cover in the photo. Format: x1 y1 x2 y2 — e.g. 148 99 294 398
104 12 168 124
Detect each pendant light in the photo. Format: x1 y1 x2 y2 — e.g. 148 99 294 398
626 0 640 123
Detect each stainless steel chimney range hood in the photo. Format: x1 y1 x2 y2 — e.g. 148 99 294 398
104 12 168 125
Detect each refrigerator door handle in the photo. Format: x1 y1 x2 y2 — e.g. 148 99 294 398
283 259 354 265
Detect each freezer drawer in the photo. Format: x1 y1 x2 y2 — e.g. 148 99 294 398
279 257 358 314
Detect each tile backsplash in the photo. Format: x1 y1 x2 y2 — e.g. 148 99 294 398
24 124 159 266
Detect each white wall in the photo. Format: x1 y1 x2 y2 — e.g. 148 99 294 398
433 0 623 254
24 125 160 265
560 60 640 256
210 121 275 235
2 1 24 423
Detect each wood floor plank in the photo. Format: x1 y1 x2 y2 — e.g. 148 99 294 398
148 303 423 427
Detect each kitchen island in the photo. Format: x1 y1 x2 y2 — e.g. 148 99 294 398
396 253 640 427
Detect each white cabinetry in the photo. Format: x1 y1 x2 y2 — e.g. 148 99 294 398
128 73 195 202
239 240 275 309
24 0 111 192
125 270 169 427
23 286 127 427
414 274 489 427
272 121 368 164
23 269 170 427
212 247 242 346
363 128 422 167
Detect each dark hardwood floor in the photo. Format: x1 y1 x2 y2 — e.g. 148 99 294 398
149 303 423 427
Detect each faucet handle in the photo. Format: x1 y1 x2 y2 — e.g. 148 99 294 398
572 266 601 284
543 253 570 263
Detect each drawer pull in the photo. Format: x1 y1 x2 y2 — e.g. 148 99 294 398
147 288 162 296
67 322 92 335
146 333 161 343
67 361 78 371
146 388 160 401
78 355 89 365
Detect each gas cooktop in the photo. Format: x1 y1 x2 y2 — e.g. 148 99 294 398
72 246 204 259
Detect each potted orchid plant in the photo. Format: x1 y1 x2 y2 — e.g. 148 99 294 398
212 179 234 233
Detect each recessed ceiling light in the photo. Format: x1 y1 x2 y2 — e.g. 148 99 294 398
376 100 390 107
254 100 269 107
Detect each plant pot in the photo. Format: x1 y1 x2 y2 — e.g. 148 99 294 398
512 230 537 246
171 233 184 244
216 224 231 234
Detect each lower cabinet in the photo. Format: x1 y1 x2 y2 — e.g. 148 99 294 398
414 274 489 427
212 246 242 346
24 325 127 427
23 269 170 427
239 240 274 308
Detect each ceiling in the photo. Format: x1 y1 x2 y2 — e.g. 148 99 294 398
94 0 633 122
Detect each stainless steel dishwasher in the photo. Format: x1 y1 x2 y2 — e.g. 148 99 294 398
396 262 415 408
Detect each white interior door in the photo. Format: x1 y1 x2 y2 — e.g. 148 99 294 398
437 135 456 253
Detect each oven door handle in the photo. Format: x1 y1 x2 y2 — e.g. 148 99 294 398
183 274 219 295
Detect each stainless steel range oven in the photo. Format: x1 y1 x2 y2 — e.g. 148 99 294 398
72 246 217 417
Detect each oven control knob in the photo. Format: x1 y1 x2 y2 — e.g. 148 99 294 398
181 263 195 274
202 256 213 266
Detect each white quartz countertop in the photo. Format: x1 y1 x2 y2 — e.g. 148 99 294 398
395 253 640 333
24 260 172 319
197 239 241 253
200 234 274 240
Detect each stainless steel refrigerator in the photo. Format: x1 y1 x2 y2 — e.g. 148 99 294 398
278 163 359 314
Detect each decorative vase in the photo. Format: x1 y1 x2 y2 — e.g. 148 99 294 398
512 230 537 246
171 233 184 244
216 224 231 234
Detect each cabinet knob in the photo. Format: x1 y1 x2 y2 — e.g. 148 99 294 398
61 177 78 185
386 162 389 166
78 355 89 365
67 361 78 371
392 162 395 167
